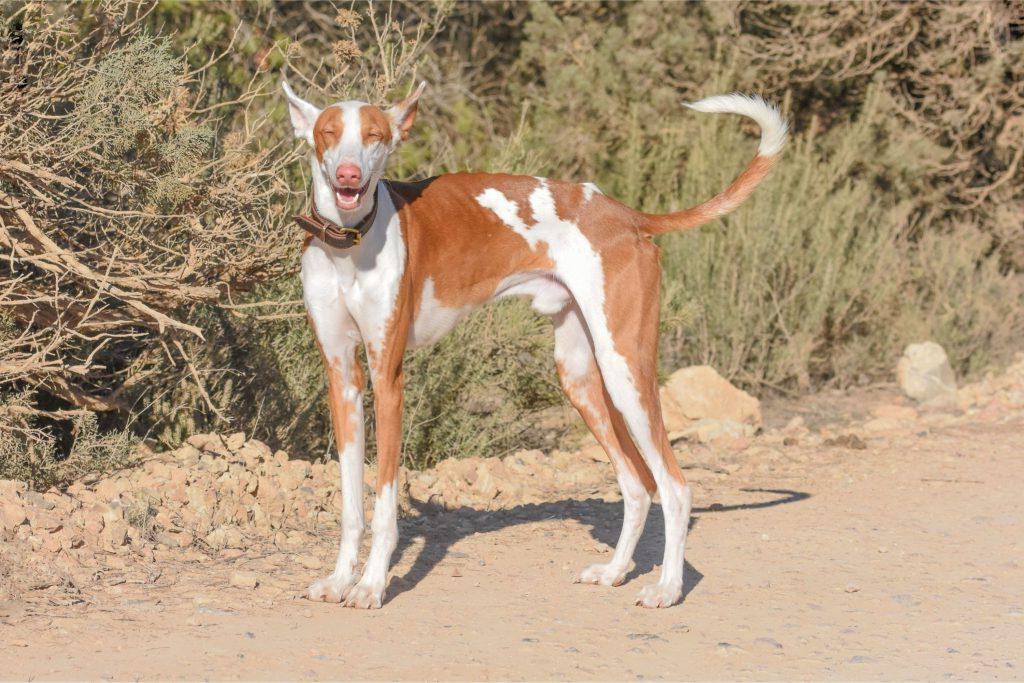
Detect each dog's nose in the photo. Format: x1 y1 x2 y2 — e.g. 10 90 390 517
336 163 362 185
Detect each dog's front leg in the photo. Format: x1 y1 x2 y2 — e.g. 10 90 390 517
343 362 404 609
306 344 366 602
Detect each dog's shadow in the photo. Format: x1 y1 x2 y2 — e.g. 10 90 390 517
383 487 810 606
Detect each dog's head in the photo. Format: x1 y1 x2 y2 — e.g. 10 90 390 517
282 78 425 225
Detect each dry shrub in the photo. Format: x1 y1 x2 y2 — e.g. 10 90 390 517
733 1 1024 269
0 1 299 481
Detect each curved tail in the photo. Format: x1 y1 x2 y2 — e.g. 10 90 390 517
643 94 788 236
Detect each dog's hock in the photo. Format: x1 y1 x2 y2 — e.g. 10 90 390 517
281 78 322 146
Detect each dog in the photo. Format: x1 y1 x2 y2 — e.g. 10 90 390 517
282 78 786 609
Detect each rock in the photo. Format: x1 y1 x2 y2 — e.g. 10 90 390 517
823 433 867 450
205 524 245 550
0 479 28 498
229 571 259 589
225 432 247 451
280 460 311 491
578 441 610 464
27 508 62 533
188 433 227 453
678 418 754 444
473 463 501 500
94 478 128 502
896 342 958 408
172 444 202 466
0 502 27 533
660 365 761 437
295 555 323 570
22 490 55 510
91 501 123 528
100 520 129 550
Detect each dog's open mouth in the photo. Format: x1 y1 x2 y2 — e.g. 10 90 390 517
334 181 371 212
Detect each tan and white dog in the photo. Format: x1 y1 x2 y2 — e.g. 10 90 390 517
282 78 786 609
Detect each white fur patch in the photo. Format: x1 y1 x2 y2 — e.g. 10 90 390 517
409 278 471 349
684 93 788 157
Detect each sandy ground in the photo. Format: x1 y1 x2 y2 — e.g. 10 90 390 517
1 389 1022 681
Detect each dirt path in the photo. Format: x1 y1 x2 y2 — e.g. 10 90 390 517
2 393 1022 681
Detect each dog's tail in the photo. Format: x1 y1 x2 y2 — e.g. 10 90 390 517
642 94 788 236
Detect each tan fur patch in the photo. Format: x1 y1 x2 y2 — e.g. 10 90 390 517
359 106 393 146
643 153 779 235
313 106 345 161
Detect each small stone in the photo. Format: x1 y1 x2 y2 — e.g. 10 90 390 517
100 520 129 549
715 642 745 656
205 525 246 550
295 555 323 570
660 366 762 437
229 571 259 589
754 637 783 650
0 479 27 497
896 342 958 407
0 502 27 532
823 434 867 450
28 509 62 533
680 418 754 444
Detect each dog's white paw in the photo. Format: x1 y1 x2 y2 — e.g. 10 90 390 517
342 579 385 609
575 562 626 587
635 582 682 609
305 573 357 603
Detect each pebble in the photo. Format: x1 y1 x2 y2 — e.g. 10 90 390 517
755 637 783 650
295 555 323 570
229 571 260 589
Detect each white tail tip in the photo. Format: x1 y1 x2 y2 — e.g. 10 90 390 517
684 93 789 157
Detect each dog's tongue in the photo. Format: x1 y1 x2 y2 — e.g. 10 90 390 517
336 186 360 210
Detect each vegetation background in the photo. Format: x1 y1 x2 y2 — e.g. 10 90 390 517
2 0 1022 487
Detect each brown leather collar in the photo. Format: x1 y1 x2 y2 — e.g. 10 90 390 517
294 183 385 249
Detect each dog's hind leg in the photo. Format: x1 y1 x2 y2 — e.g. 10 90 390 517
553 303 655 587
568 244 693 608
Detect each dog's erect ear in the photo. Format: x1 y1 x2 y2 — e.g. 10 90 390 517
386 81 427 142
281 78 321 146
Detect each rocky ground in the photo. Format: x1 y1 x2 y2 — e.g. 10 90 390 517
1 352 1022 680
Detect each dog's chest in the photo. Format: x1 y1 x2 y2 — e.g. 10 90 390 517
300 201 406 356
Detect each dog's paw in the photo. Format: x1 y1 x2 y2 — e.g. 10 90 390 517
342 580 385 609
574 562 626 587
305 573 357 603
635 582 682 609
